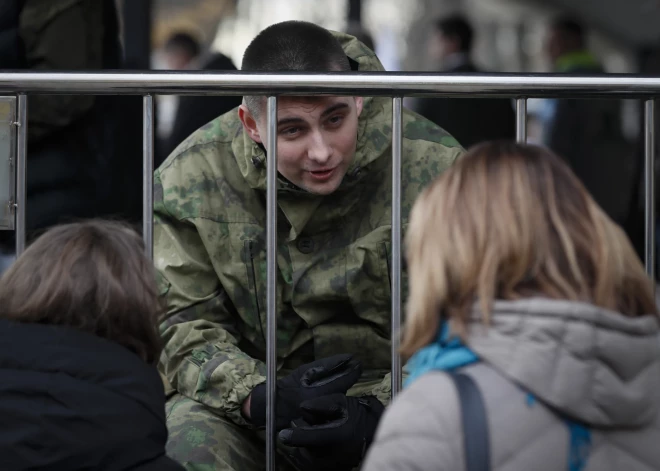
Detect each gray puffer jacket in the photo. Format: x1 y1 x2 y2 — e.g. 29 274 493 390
363 298 660 471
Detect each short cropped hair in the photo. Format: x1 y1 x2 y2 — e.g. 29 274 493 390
164 31 201 59
0 220 164 364
550 16 585 47
241 21 351 117
436 14 474 52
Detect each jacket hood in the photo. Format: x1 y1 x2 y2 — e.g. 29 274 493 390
230 31 392 196
465 298 660 428
0 319 175 470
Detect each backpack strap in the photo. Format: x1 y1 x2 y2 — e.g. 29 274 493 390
450 372 491 471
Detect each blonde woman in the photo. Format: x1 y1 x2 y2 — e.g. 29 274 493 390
362 141 660 471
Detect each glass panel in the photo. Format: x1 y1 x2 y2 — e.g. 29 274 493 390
0 97 16 230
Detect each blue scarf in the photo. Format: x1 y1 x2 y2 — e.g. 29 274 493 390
404 322 591 471
404 323 478 387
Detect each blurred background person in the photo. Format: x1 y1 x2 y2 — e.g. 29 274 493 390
158 56 241 162
0 220 184 470
0 0 143 273
154 31 202 156
363 141 660 471
155 31 242 164
162 31 201 71
414 14 516 148
540 16 639 231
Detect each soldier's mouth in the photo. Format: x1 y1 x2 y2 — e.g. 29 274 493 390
309 168 335 182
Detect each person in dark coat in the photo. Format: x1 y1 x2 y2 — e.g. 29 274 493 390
0 0 144 268
540 16 638 228
0 220 184 471
415 14 516 148
0 0 25 69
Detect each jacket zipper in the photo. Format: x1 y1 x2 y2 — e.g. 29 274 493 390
383 242 392 288
248 240 266 343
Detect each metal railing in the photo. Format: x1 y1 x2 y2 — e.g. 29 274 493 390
0 71 657 470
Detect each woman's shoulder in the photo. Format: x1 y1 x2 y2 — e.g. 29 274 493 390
362 371 464 471
385 371 461 436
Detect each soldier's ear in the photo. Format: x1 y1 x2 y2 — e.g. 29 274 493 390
355 97 364 117
239 104 263 144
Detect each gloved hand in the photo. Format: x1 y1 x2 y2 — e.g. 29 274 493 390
278 394 385 471
249 354 362 430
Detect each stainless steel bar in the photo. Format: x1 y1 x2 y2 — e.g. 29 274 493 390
391 97 403 398
645 99 655 281
266 95 278 471
4 72 660 98
15 94 26 256
516 98 527 143
143 95 154 259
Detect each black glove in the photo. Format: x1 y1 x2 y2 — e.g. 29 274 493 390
249 354 362 430
278 394 385 471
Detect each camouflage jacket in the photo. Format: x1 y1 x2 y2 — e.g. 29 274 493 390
155 32 463 426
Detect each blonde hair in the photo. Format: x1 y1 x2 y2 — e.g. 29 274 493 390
401 141 657 358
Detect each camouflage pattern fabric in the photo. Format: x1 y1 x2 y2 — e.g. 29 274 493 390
166 394 297 471
156 31 463 469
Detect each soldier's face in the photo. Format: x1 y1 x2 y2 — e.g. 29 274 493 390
240 96 364 195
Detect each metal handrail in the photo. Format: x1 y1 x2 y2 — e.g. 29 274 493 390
0 71 660 97
0 72 656 471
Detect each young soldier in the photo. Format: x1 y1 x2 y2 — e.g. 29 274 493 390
156 20 463 470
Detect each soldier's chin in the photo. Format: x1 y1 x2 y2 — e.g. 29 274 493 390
304 178 342 196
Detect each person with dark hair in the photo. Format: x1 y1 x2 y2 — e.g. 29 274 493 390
435 14 474 60
541 16 638 230
155 20 463 470
415 14 515 148
546 16 586 66
0 220 184 470
163 31 201 70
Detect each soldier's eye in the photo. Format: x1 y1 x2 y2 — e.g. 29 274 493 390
281 127 300 136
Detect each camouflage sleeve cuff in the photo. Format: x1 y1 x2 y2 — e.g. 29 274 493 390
369 372 392 407
222 366 267 427
366 371 411 407
185 344 267 427
160 320 268 427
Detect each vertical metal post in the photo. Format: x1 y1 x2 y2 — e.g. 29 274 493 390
645 99 655 281
143 95 154 259
391 97 403 398
266 96 278 471
15 94 27 256
516 98 527 143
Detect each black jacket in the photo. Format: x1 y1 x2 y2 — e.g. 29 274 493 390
415 62 516 149
0 0 25 69
0 319 184 471
543 63 638 226
0 0 143 253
